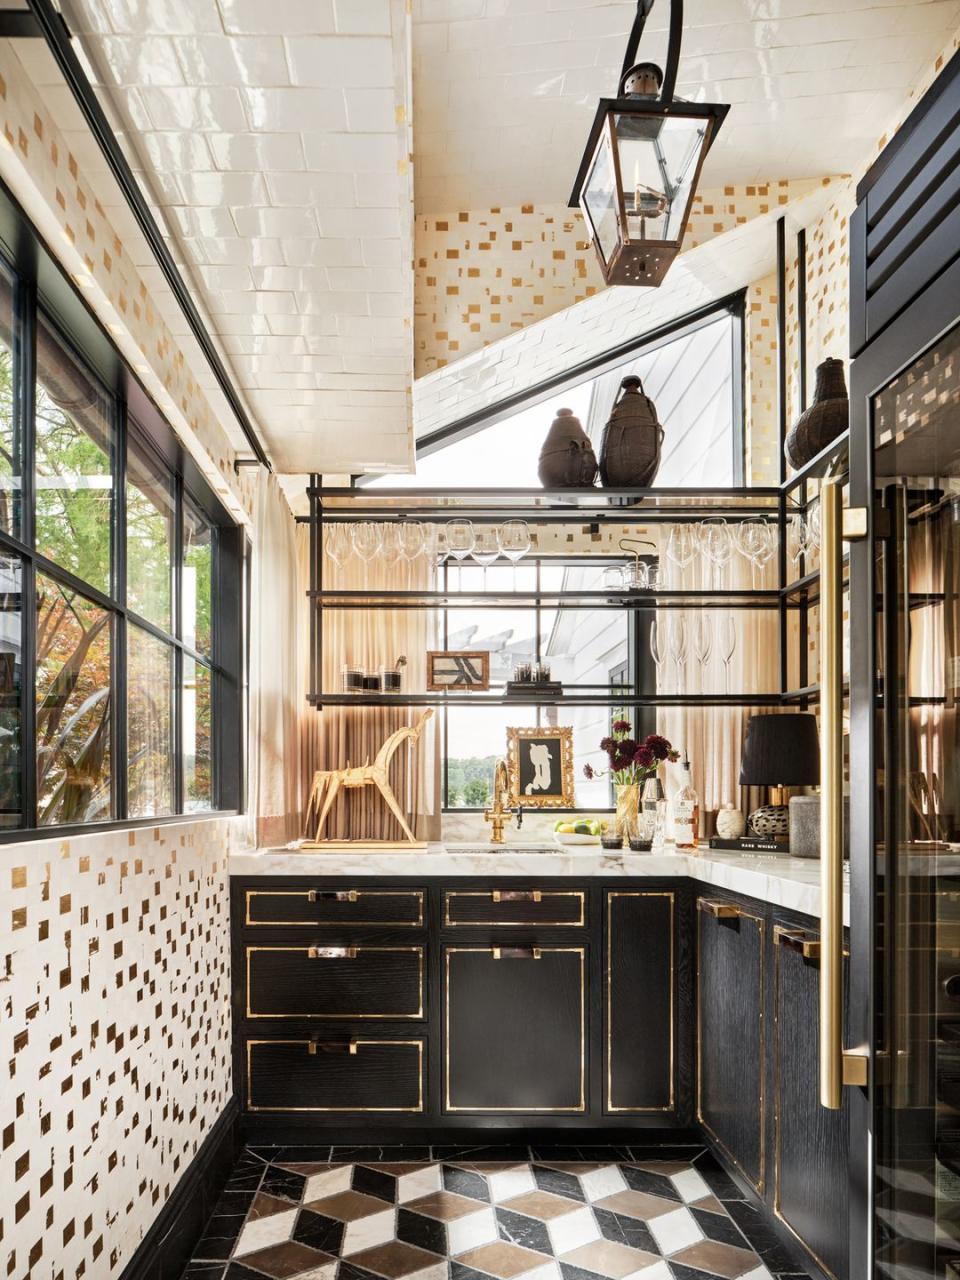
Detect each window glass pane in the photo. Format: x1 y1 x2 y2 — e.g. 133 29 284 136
127 625 173 817
448 562 538 685
0 272 20 537
0 554 21 826
445 704 536 808
183 655 212 810
36 573 112 825
183 503 213 656
126 436 174 631
35 316 114 594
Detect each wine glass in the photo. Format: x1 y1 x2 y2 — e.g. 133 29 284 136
692 614 713 692
717 614 737 694
699 518 733 589
352 522 382 563
470 525 500 591
380 523 403 566
324 523 351 571
753 522 777 586
445 519 475 590
499 519 531 590
398 521 424 561
790 515 814 566
735 518 768 589
669 615 688 695
649 617 666 690
664 525 696 577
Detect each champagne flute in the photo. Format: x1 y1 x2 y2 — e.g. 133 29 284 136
717 614 737 695
670 615 688 695
692 614 713 692
445 519 475 591
649 616 666 690
498 519 531 591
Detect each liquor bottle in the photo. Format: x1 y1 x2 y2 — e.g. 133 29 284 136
673 758 700 851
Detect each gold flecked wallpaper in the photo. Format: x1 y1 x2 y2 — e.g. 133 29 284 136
0 816 244 1280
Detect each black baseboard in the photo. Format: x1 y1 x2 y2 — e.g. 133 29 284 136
119 1098 241 1280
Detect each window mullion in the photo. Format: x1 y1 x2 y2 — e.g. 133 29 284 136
114 397 127 821
173 473 184 814
20 274 36 828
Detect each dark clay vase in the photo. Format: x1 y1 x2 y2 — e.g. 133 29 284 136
537 406 598 487
784 357 848 470
599 375 664 488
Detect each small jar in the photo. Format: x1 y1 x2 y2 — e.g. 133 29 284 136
380 666 403 693
340 664 364 694
362 671 381 692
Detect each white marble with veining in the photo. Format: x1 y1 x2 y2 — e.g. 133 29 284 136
229 841 849 923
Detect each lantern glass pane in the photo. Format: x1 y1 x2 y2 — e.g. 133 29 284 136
615 112 708 244
582 126 620 266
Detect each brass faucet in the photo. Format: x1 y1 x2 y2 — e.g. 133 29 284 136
484 758 523 845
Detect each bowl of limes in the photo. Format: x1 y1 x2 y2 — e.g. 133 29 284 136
553 818 606 846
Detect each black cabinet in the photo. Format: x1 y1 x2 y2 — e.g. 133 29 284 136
245 944 424 1019
773 924 849 1280
605 890 675 1113
444 945 586 1112
247 1037 425 1113
696 897 765 1193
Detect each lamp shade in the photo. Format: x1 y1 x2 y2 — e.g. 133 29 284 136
739 714 820 787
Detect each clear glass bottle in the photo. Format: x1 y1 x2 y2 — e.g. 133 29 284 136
673 758 700 851
639 776 664 843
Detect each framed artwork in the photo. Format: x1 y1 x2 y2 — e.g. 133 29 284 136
426 650 490 691
506 726 575 809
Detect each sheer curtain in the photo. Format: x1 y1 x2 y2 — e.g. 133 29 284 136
250 470 302 846
298 524 440 842
656 525 780 826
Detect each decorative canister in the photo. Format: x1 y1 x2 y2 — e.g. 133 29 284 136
537 407 598 487
784 357 848 470
340 664 364 694
715 803 746 839
362 672 382 692
599 375 664 488
379 665 403 692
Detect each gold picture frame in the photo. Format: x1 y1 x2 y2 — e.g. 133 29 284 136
506 726 575 809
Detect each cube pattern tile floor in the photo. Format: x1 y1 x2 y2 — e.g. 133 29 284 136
183 1147 809 1280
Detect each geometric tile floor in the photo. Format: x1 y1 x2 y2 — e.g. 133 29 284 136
183 1147 811 1280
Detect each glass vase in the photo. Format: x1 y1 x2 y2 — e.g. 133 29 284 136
614 783 640 844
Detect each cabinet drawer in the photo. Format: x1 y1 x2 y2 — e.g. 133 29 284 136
247 1038 424 1112
246 946 424 1019
245 888 424 927
444 889 585 927
445 945 585 1112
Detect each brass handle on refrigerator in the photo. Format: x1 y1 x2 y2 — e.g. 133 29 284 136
819 478 868 1109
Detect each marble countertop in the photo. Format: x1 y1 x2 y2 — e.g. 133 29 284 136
229 841 850 923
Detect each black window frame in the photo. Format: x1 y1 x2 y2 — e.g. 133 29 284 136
0 176 245 841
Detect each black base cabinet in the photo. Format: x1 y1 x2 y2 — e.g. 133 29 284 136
231 875 851 1280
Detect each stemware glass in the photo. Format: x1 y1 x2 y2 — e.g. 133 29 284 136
649 617 667 690
397 521 425 562
352 522 382 564
753 522 777 586
699 518 733 589
445 519 476 590
324 522 352 570
692 614 713 692
717 614 737 694
498 519 531 590
669 615 688 695
735 518 768 589
470 525 501 591
664 525 697 576
380 523 403 566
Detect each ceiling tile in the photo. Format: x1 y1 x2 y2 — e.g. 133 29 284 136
208 131 305 170
285 35 396 87
175 35 292 87
218 0 336 35
240 86 348 131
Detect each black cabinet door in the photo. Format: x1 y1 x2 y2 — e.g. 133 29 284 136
444 945 585 1112
605 891 675 1113
697 898 765 1193
774 926 849 1280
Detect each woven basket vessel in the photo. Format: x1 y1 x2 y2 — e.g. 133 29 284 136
784 357 848 470
599 376 664 488
537 407 598 487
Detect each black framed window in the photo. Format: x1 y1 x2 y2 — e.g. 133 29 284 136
0 187 244 839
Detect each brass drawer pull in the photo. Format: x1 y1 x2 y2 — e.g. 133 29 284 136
778 930 821 960
699 899 741 919
492 890 542 903
491 946 541 960
307 1040 358 1056
307 890 358 903
307 946 358 960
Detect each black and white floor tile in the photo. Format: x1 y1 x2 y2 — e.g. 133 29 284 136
183 1148 807 1280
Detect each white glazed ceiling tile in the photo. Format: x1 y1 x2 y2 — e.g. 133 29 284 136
230 205 319 238
240 86 348 132
218 0 336 36
264 171 357 207
98 35 185 86
175 171 269 206
344 87 400 132
174 36 292 88
333 0 393 36
284 35 395 87
281 237 364 267
89 0 224 33
138 85 249 131
140 130 214 171
207 130 305 171
303 132 400 173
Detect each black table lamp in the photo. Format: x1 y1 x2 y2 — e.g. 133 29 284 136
739 713 820 839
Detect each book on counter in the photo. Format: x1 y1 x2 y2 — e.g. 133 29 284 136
709 836 787 853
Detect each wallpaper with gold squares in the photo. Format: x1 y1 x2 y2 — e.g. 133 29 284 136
0 816 245 1280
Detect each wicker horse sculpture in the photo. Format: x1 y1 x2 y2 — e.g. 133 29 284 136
304 709 434 847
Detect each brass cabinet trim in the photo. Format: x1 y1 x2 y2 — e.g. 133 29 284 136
245 946 425 1019
443 890 585 927
244 889 425 927
696 895 766 1194
246 1038 424 1112
772 928 841 1280
775 927 821 961
698 899 743 919
607 891 675 1113
444 946 586 1113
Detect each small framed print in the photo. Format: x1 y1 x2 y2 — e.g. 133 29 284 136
507 726 575 809
426 650 490 692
